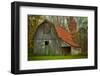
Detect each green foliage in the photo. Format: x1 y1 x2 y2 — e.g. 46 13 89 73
28 15 44 49
77 17 88 29
28 55 87 61
28 15 88 60
78 28 88 54
75 17 88 54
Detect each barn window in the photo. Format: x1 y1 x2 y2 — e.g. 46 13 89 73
45 41 49 45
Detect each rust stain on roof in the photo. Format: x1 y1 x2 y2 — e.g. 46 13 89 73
55 25 79 48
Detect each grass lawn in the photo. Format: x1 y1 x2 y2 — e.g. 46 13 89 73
28 55 87 61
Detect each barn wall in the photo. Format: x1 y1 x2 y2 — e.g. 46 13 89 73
71 47 81 55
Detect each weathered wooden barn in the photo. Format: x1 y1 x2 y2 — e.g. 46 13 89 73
33 20 81 56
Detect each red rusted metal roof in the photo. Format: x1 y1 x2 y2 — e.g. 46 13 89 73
55 25 79 48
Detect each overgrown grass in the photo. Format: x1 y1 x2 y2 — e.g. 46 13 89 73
28 55 87 61
28 48 87 61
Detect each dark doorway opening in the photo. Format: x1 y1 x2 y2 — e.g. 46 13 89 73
61 47 71 55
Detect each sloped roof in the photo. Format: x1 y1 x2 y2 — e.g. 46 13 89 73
35 20 79 48
55 25 80 48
